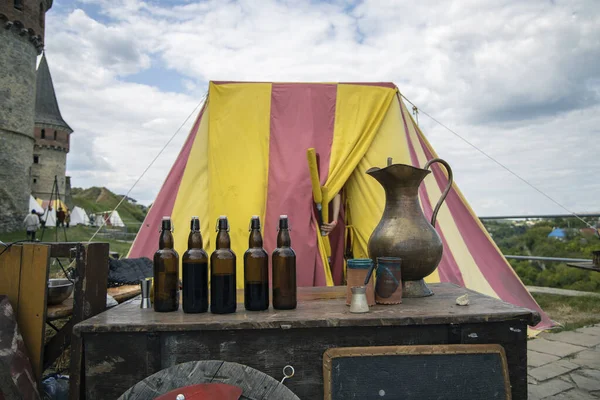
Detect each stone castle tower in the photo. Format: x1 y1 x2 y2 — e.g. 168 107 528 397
32 54 73 202
0 0 52 231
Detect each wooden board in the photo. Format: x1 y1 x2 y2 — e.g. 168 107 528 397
323 344 511 400
0 245 23 311
47 286 140 321
69 242 109 400
108 285 141 303
17 243 50 382
47 297 74 321
74 284 540 335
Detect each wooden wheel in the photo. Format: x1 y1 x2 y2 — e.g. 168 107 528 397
119 360 299 400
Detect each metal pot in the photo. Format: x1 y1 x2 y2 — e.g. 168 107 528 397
47 278 74 305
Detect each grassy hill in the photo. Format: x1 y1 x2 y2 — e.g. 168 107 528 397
71 187 147 229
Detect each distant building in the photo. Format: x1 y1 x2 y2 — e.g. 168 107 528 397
580 227 598 236
548 227 566 240
31 54 73 202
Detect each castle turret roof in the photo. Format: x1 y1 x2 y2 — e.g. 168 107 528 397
35 54 72 133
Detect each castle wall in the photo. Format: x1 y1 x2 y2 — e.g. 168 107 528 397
0 26 37 232
64 176 73 208
0 0 50 41
32 145 67 202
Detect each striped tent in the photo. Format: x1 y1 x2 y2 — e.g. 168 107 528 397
129 81 552 331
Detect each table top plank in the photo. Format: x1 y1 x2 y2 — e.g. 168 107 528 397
74 283 540 335
47 285 141 321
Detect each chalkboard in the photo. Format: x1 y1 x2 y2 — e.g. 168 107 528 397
323 344 510 400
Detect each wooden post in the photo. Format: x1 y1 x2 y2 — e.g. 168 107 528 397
69 242 109 400
17 244 51 381
0 244 50 383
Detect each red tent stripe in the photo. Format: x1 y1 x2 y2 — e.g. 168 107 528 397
417 133 553 329
128 106 205 258
264 83 338 287
399 99 465 286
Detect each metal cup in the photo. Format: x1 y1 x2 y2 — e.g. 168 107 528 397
140 278 152 309
349 286 370 313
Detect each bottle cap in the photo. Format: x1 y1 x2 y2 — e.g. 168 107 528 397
250 215 261 230
161 217 172 231
279 215 289 229
217 215 229 231
190 217 200 231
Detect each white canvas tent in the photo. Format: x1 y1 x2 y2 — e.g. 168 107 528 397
94 210 125 227
70 206 90 226
29 195 44 214
42 207 56 227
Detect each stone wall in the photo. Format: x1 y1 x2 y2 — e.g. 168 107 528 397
0 0 52 40
0 27 37 232
64 176 73 208
31 124 70 201
31 145 67 201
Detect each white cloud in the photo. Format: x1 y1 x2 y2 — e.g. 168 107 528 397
43 0 600 215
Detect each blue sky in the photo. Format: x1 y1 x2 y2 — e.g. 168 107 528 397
42 0 600 215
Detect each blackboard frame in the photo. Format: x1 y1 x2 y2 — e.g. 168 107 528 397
323 344 511 400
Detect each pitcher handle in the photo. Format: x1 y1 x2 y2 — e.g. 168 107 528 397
424 158 453 227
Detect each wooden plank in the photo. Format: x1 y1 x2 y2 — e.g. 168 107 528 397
145 333 161 377
48 286 140 321
74 284 539 335
69 242 109 400
461 320 529 399
42 242 80 258
85 333 151 399
0 245 23 312
108 285 141 303
47 297 74 321
17 243 50 382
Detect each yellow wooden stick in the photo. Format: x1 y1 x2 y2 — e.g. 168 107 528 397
306 148 322 204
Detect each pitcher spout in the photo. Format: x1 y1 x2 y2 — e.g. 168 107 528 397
366 164 431 189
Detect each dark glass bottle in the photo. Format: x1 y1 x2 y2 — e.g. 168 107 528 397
153 217 179 312
272 215 297 310
244 216 269 311
182 217 209 313
210 216 237 314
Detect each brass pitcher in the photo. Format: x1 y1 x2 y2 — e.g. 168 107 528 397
366 158 453 298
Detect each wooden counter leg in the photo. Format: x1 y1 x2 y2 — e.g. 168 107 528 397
69 243 109 400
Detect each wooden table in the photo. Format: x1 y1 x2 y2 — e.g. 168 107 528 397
74 283 539 399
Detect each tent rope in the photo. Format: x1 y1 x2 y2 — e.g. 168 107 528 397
400 93 598 233
86 91 208 244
